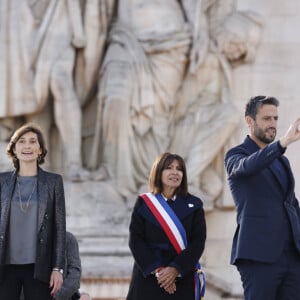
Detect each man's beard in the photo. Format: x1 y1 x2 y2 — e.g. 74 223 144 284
254 126 276 144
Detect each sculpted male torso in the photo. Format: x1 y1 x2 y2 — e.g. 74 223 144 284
118 0 186 36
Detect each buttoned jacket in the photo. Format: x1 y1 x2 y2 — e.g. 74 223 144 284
0 167 66 283
225 136 300 264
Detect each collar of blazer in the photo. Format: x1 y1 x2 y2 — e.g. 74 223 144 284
36 168 51 231
1 168 50 231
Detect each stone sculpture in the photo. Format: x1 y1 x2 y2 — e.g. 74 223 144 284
89 0 211 198
89 0 264 207
0 0 88 181
171 9 264 208
0 0 263 208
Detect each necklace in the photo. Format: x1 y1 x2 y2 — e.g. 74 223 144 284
17 177 37 213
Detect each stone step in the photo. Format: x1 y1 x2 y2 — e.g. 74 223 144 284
80 277 129 300
77 235 131 257
80 255 133 278
74 235 133 278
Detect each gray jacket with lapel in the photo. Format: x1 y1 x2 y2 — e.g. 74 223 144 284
0 167 66 283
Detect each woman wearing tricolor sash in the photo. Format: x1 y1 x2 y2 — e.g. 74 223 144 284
126 152 206 300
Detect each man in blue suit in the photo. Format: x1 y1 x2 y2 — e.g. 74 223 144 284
225 95 300 299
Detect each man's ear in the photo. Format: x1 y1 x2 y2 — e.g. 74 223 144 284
245 116 254 128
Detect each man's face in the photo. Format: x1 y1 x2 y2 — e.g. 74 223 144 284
248 104 278 146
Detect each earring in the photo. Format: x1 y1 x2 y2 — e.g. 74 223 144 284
13 155 18 163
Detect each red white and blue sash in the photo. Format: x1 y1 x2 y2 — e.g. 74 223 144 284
141 192 205 300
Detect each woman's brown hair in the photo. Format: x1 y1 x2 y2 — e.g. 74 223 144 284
148 152 188 197
6 123 48 169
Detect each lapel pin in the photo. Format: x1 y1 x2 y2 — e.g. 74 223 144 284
188 203 194 208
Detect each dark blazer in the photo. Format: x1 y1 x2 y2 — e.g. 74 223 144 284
126 193 206 300
0 167 66 283
225 136 300 264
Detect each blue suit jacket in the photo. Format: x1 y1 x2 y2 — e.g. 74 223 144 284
225 136 300 264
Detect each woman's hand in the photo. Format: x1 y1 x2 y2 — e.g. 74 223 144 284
49 270 63 296
156 266 179 294
163 282 176 294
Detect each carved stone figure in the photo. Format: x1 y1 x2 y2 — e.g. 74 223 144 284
0 0 264 205
89 0 210 198
88 0 263 204
171 10 264 208
75 0 116 105
0 0 88 181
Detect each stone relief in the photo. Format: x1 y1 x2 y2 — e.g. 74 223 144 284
171 9 264 208
0 0 263 210
0 0 88 181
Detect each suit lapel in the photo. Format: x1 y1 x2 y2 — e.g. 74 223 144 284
1 171 16 222
244 136 293 196
268 160 286 194
279 156 295 200
37 169 49 231
268 155 295 198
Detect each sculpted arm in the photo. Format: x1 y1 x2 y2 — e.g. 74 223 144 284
67 0 86 48
181 0 238 72
181 0 209 72
76 0 116 104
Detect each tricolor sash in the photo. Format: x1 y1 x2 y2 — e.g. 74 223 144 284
141 192 205 300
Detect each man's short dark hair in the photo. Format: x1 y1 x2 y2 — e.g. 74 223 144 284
245 95 280 119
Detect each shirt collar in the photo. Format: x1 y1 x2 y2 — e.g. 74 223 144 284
161 193 176 202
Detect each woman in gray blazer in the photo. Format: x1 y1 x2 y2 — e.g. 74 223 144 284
0 123 66 300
